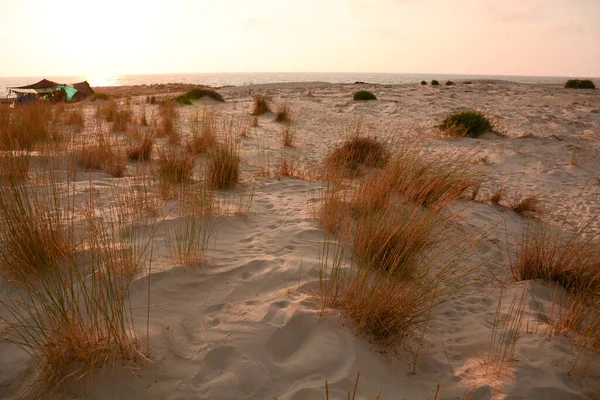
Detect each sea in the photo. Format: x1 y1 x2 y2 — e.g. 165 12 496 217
0 72 595 97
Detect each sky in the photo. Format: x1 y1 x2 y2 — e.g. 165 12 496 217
0 0 598 78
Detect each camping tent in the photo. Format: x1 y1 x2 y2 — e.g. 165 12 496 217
8 79 95 102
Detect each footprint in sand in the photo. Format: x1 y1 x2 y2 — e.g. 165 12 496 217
265 313 314 363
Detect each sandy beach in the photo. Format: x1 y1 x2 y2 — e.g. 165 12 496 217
1 80 599 400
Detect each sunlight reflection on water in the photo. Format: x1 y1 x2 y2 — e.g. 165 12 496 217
1 72 593 97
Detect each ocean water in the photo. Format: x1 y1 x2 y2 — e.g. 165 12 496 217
0 72 594 97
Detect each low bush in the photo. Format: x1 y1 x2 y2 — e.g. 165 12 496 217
445 81 455 86
353 90 377 101
431 80 440 86
326 135 389 172
421 80 427 85
440 110 493 137
175 88 225 105
565 79 596 89
251 95 271 115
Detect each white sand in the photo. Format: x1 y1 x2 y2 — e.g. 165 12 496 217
1 81 600 399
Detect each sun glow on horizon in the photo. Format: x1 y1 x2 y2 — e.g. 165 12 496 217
0 0 599 78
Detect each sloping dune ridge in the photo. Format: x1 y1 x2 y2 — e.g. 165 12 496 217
1 80 600 399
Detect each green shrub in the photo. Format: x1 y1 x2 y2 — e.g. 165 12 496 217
445 81 455 86
421 80 427 85
431 80 440 86
353 90 377 101
440 110 493 137
565 79 596 89
175 88 225 105
565 80 580 89
578 80 596 89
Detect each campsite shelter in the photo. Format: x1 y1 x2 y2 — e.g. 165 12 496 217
8 79 94 103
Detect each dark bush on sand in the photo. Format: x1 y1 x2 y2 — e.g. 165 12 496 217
445 81 455 86
431 80 440 86
440 110 493 138
421 80 427 85
565 79 596 89
175 89 225 105
353 90 377 101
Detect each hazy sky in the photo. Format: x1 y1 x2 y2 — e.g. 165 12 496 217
1 0 598 77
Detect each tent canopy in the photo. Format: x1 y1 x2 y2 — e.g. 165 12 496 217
72 81 95 95
11 79 62 90
8 79 94 101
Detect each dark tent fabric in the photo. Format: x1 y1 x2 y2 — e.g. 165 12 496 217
71 81 95 95
12 79 62 90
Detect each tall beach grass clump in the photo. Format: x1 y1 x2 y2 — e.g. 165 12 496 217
0 103 56 150
206 138 240 190
511 220 600 298
440 110 493 137
0 167 153 397
186 108 218 155
317 137 483 347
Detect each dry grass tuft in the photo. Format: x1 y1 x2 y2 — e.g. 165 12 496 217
317 137 483 348
511 221 600 298
251 95 271 116
112 108 133 132
326 135 389 173
275 103 291 123
0 103 55 150
76 135 126 177
167 184 217 265
187 108 218 155
282 123 296 147
510 193 542 217
485 288 528 375
157 150 195 185
353 204 442 280
156 100 178 143
206 140 240 190
0 170 151 397
0 151 31 181
62 107 85 132
488 183 507 205
127 135 154 162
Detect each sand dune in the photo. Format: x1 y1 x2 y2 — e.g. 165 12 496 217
1 81 599 399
